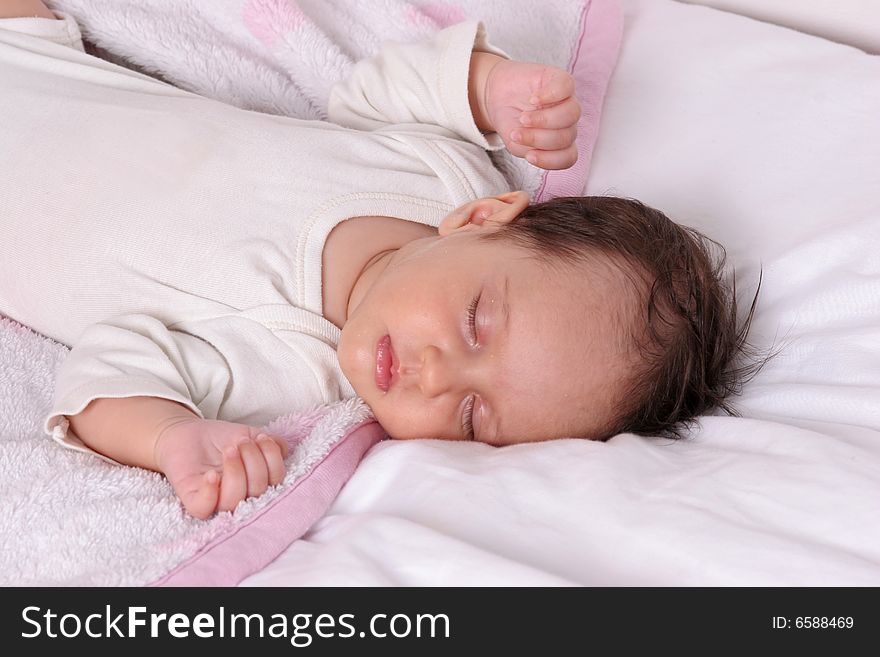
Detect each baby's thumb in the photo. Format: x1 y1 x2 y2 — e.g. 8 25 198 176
182 470 221 520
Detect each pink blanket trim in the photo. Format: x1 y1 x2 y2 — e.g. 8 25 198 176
150 419 385 587
536 0 623 202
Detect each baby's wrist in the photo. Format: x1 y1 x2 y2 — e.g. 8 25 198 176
468 51 505 133
152 414 201 472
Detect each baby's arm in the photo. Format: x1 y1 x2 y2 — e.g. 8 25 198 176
48 313 304 519
68 396 194 471
0 1 56 19
69 396 288 519
329 22 511 150
329 21 580 170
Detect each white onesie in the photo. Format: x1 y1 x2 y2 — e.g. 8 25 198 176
0 12 509 456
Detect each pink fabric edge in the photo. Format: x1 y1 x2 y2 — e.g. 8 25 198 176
535 0 624 202
150 419 385 587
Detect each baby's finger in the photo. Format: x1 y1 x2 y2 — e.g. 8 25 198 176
268 433 289 459
255 429 289 459
238 439 269 498
180 470 221 520
526 144 579 170
531 67 576 108
511 126 577 152
520 97 581 130
217 445 247 512
257 434 287 486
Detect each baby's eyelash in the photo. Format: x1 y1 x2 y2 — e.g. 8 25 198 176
462 292 481 440
462 395 476 441
467 293 480 341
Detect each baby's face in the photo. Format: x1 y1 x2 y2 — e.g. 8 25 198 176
337 227 634 445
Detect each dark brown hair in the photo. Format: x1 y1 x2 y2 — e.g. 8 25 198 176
479 196 769 441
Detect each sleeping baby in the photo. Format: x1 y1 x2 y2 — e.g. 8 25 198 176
0 1 759 518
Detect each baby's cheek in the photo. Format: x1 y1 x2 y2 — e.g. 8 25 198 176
336 328 372 387
373 408 408 440
374 406 429 441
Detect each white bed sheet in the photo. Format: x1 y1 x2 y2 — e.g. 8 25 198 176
243 0 880 586
678 0 880 54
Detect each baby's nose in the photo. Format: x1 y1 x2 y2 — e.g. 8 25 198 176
417 344 459 398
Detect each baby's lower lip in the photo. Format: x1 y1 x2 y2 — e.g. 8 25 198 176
375 335 393 392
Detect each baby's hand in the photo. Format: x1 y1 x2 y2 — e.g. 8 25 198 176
153 417 289 519
484 58 581 170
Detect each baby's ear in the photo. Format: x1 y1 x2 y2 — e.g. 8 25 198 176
438 191 529 236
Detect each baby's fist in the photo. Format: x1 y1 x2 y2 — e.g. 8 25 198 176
154 417 289 519
485 59 581 170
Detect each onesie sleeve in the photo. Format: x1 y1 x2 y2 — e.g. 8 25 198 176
328 20 509 151
0 12 85 51
44 311 353 463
